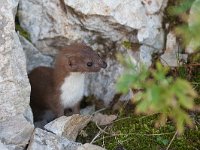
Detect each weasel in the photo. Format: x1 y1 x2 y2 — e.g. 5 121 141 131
29 43 107 122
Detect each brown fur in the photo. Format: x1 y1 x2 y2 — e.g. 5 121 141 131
29 43 107 122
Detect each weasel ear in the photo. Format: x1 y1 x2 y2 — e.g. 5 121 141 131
67 57 77 70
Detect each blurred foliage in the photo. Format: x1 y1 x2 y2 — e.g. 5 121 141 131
116 54 198 134
168 0 200 50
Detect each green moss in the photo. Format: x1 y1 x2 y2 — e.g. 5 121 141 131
77 122 99 144
15 24 30 41
15 13 31 41
77 110 200 150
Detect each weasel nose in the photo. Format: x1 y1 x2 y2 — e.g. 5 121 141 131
102 61 107 68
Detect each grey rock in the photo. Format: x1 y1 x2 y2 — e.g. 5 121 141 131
44 115 91 141
0 115 34 150
77 143 106 150
23 106 34 124
19 34 53 73
161 32 188 67
119 89 134 102
142 0 168 14
0 1 34 149
80 105 95 115
27 128 81 150
161 53 188 67
0 141 8 150
92 113 117 126
85 59 124 106
0 0 32 121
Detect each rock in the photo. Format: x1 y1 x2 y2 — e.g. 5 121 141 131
27 128 81 150
85 59 124 106
161 32 188 67
0 115 34 149
119 89 134 102
92 113 117 126
0 1 34 149
142 0 168 14
18 0 71 54
161 53 188 67
19 34 53 73
165 32 179 53
77 143 106 150
0 0 32 121
80 105 95 115
0 142 8 150
44 115 91 141
18 0 168 104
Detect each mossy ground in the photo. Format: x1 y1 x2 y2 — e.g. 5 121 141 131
77 111 199 149
77 65 200 150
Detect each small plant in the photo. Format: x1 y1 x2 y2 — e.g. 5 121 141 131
116 54 198 134
15 13 31 41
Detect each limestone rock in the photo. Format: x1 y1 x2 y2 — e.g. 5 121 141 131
77 143 106 150
142 0 168 14
161 32 188 67
165 32 179 53
85 59 124 106
18 0 168 104
0 0 32 121
161 53 188 67
0 115 34 149
44 115 91 141
92 113 117 126
19 34 53 73
27 128 81 150
0 142 8 150
18 0 71 54
80 105 95 115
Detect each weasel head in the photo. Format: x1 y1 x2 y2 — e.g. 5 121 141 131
57 43 107 72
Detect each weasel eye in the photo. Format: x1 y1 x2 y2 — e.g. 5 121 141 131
87 62 93 67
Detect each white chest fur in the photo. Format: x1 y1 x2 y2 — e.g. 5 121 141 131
60 72 85 108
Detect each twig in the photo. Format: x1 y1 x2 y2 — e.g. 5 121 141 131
95 122 109 134
90 126 108 144
113 132 175 136
113 116 131 123
92 108 106 115
102 135 105 148
195 120 200 126
138 113 157 120
93 132 175 143
166 131 178 150
90 130 102 144
186 63 200 67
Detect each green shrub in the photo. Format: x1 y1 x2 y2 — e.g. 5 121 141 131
116 54 198 134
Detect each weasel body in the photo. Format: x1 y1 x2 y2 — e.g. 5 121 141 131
29 44 107 123
60 72 85 108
